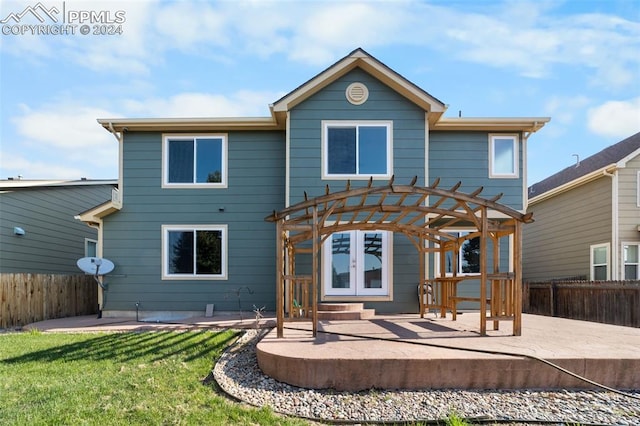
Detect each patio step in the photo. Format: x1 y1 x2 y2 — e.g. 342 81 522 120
316 303 375 320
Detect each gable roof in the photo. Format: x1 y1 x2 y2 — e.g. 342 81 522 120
270 48 448 125
99 48 548 134
529 131 640 201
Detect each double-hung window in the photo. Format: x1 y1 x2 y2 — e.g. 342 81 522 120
624 243 639 280
590 243 609 280
443 230 481 275
163 134 227 187
489 134 519 178
322 121 392 179
162 225 227 280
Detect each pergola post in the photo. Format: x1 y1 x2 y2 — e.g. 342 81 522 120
514 220 523 336
480 207 488 336
276 220 284 338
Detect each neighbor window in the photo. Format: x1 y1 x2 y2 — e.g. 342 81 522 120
637 171 640 207
443 230 480 275
162 225 227 279
163 134 227 187
590 243 609 280
489 134 519 178
623 244 639 280
323 121 392 178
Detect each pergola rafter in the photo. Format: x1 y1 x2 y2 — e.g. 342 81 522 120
265 176 532 337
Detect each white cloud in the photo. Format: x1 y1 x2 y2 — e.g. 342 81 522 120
587 97 640 138
122 90 279 117
6 103 119 179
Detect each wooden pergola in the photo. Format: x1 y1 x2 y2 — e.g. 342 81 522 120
265 177 533 337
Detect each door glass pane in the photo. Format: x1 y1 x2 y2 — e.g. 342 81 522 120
363 232 382 288
196 138 222 183
168 231 194 274
327 127 356 174
331 233 351 288
168 139 194 183
358 126 387 175
461 237 480 273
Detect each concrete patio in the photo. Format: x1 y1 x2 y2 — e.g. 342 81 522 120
20 312 640 392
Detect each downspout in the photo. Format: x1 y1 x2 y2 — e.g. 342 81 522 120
603 168 618 279
603 168 617 272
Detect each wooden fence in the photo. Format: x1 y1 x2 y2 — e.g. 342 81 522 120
0 274 98 329
523 280 640 328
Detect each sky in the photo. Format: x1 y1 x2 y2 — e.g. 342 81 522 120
0 0 639 186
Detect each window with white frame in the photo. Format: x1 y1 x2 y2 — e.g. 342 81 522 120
85 238 97 257
162 225 227 279
590 243 609 280
163 134 227 187
322 121 392 178
489 134 519 178
443 230 481 275
623 243 639 280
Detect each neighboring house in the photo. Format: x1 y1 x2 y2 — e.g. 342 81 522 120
0 179 117 274
79 48 549 318
523 132 640 282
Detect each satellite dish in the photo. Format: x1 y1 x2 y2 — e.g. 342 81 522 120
77 257 115 275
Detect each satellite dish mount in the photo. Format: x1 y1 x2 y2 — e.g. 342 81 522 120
77 257 115 291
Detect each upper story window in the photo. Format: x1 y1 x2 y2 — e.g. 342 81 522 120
162 134 227 188
489 134 519 178
322 121 392 179
162 225 227 280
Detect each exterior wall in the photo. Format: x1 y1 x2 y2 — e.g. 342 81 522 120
0 184 112 273
523 177 612 281
102 131 285 314
288 68 426 313
617 155 640 278
429 131 525 210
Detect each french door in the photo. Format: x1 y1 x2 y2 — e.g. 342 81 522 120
323 230 390 296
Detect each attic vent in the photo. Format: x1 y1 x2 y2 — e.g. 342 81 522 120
345 82 369 105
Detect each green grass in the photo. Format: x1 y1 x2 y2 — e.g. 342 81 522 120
0 330 310 425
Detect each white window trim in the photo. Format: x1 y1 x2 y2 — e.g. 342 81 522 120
162 133 228 188
161 224 228 280
488 134 519 179
623 242 640 280
321 120 393 180
84 238 98 257
590 242 610 281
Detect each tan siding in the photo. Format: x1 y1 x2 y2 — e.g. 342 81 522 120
524 177 612 281
618 155 640 241
617 155 640 279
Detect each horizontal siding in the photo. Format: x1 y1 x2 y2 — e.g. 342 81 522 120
0 185 113 273
288 68 426 313
523 177 612 281
103 130 285 312
618 156 640 241
429 131 524 209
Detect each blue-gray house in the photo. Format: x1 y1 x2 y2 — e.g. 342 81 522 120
80 49 548 321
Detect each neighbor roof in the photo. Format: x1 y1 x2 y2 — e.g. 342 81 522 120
529 131 640 199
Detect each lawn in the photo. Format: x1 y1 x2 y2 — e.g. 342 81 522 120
0 329 310 426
